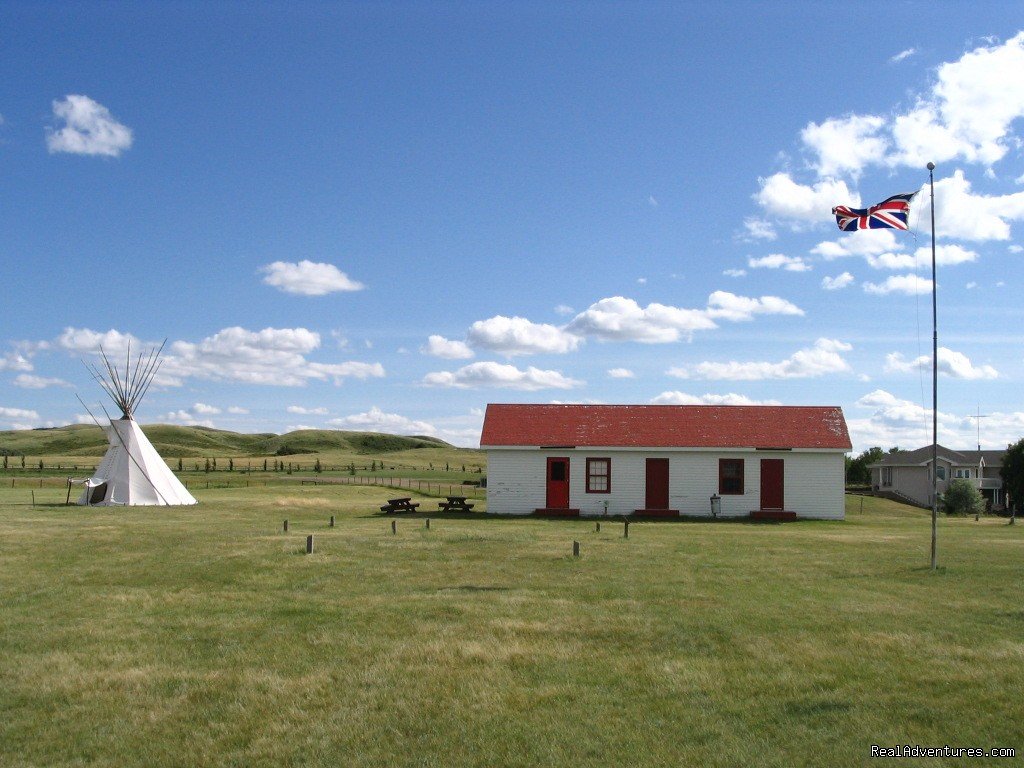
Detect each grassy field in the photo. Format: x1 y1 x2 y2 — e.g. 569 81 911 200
1 488 1021 767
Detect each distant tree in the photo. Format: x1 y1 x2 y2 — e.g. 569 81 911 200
462 464 466 473
228 458 234 472
21 455 25 469
177 458 183 472
348 463 355 476
942 479 984 516
445 462 450 472
1000 438 1024 523
212 457 217 471
2 455 7 470
314 458 322 473
846 447 885 485
38 459 44 471
263 459 268 472
888 446 901 454
204 458 210 474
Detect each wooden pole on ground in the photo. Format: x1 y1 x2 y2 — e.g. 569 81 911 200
624 520 629 539
573 541 580 557
391 520 397 535
66 478 72 505
425 518 430 530
283 519 289 532
595 521 600 533
31 490 35 507
306 535 314 554
329 515 335 527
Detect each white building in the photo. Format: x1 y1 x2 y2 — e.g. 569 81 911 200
480 404 851 520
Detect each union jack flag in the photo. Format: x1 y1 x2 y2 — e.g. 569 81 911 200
832 192 916 231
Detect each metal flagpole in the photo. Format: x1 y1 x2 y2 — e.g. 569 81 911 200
927 161 938 571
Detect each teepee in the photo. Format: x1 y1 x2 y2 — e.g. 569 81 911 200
78 343 197 506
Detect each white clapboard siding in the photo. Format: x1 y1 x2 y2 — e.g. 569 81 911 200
486 449 845 519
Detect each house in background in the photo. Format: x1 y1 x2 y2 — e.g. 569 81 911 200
480 404 852 520
868 446 1006 510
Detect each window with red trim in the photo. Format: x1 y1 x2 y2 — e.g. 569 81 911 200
586 458 611 493
719 458 744 495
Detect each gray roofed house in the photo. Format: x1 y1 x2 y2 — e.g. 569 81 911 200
868 445 1006 509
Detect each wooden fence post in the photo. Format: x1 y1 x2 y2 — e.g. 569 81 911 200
425 518 430 530
573 540 580 557
595 521 600 532
283 519 289 532
624 520 629 539
306 535 314 554
391 520 397 535
330 515 335 527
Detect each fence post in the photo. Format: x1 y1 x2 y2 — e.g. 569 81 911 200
306 535 314 554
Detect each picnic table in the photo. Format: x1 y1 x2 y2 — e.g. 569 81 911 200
380 497 420 514
438 495 475 513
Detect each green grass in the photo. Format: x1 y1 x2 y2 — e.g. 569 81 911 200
1 490 1021 767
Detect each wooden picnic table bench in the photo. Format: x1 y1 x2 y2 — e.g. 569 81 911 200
438 495 475 513
380 497 420 514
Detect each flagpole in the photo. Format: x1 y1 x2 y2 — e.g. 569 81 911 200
927 161 938 571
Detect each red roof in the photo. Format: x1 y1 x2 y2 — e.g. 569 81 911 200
480 404 851 450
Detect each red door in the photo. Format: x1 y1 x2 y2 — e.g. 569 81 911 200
645 458 670 509
546 457 570 509
760 459 784 510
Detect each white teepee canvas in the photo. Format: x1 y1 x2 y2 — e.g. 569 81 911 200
77 343 198 507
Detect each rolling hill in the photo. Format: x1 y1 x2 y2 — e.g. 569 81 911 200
0 424 477 466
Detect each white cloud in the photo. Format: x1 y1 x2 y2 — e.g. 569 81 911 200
966 281 977 289
421 334 474 360
723 268 747 277
328 406 436 435
755 173 859 223
607 368 635 379
227 406 249 415
0 352 35 372
862 274 933 295
890 32 1024 168
801 114 888 178
884 347 998 380
423 361 583 391
57 327 139 356
866 243 978 270
259 260 365 295
742 217 777 241
704 291 804 322
649 391 782 406
287 405 329 415
58 326 385 388
286 425 319 433
747 253 812 272
46 95 132 157
192 403 221 415
637 277 647 285
0 406 39 420
162 327 385 387
912 171 1024 241
847 389 1024 452
821 272 854 291
12 374 69 389
1009 244 1023 253
466 315 582 356
890 47 918 64
812 228 904 260
159 410 215 428
668 338 851 381
553 304 575 316
567 296 717 343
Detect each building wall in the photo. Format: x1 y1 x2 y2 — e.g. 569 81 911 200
871 459 960 507
486 449 845 519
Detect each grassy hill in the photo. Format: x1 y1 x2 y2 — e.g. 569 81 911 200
0 424 482 474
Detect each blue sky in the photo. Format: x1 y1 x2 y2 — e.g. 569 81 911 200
2 2 1023 451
